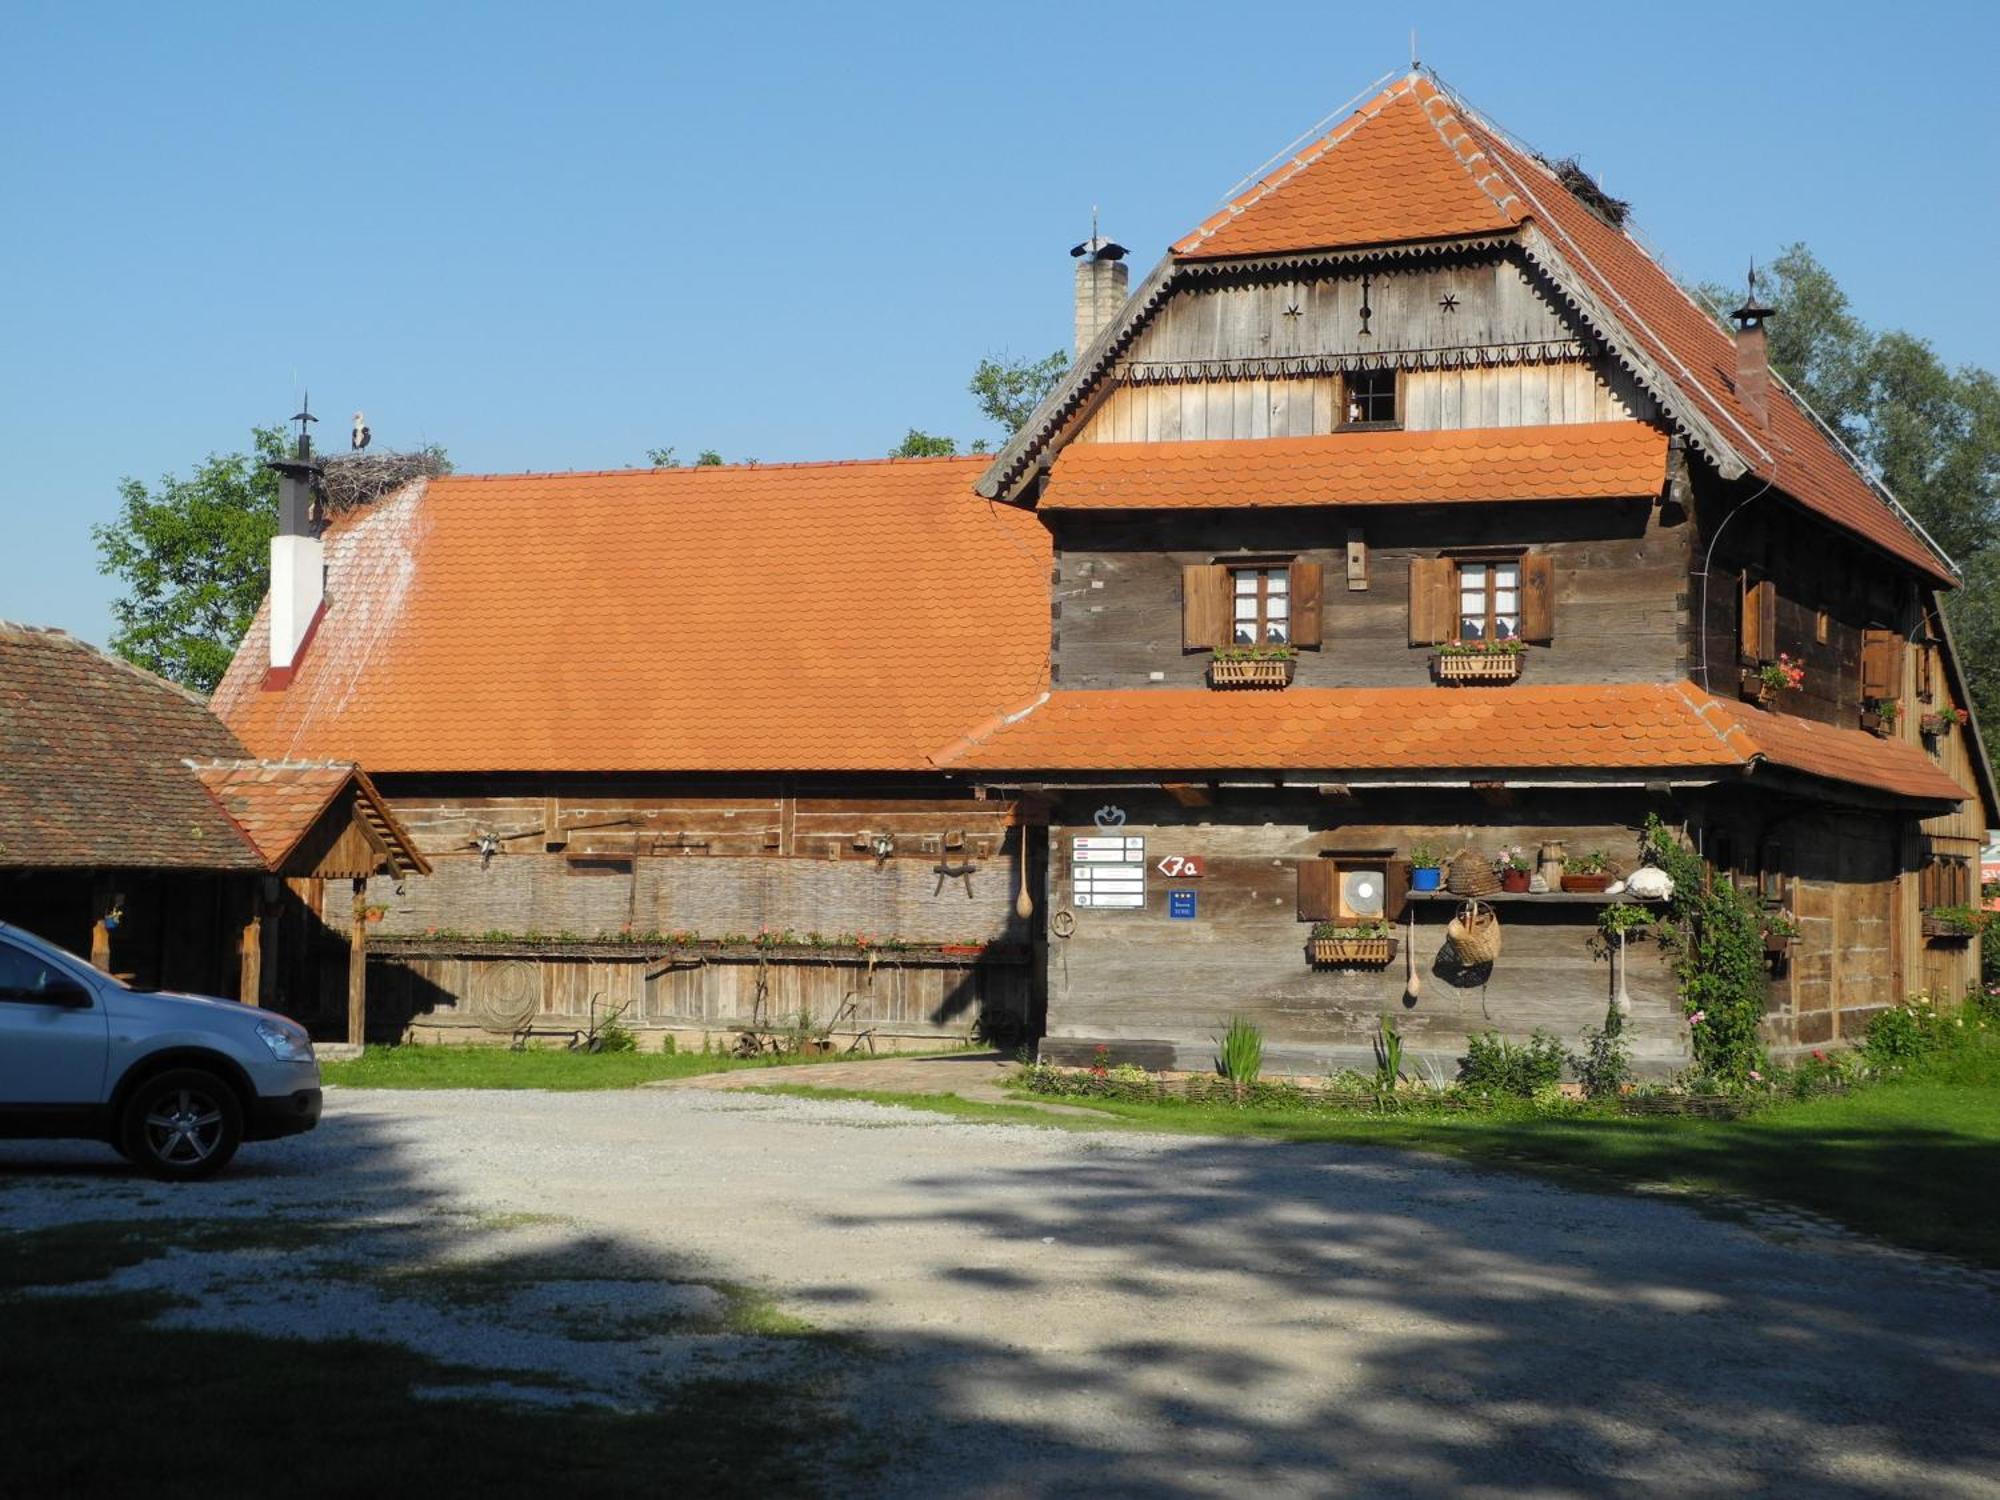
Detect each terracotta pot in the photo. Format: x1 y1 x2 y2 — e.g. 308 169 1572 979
1561 873 1613 893
1500 868 1531 893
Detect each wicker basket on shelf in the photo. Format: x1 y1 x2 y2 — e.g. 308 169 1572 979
1446 848 1500 897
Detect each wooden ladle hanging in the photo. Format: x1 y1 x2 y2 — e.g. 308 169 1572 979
1403 908 1420 1004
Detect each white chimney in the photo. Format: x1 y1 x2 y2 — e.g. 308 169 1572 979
267 408 324 675
1070 218 1129 356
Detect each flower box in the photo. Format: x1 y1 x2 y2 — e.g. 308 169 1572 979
1432 650 1523 684
1209 656 1294 689
1739 669 1774 707
1561 873 1614 893
1308 935 1398 967
1860 709 1893 738
1919 712 1964 738
1921 917 1976 942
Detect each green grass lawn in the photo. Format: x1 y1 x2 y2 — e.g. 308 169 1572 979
759 1037 2000 1267
319 1042 951 1091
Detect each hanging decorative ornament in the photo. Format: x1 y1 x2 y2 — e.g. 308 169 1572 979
1357 273 1374 337
1403 908 1421 1005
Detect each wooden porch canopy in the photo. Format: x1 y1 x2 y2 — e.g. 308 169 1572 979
192 759 429 1041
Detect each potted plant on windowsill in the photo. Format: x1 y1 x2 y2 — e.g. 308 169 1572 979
1307 920 1398 967
1921 905 1987 942
1210 642 1297 688
1861 698 1900 737
1920 705 1970 738
1408 843 1445 893
1494 845 1533 893
1431 638 1525 684
1560 851 1617 893
1739 653 1804 708
1760 908 1799 954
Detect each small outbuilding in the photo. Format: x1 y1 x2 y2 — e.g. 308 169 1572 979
0 622 425 1037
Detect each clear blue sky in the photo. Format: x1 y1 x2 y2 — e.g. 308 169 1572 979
3 0 1994 648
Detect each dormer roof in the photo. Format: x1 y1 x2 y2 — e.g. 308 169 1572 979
977 73 1956 587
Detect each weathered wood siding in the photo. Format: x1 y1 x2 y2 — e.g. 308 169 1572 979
1039 792 1689 1076
368 945 1030 1049
1075 362 1645 443
1051 501 1689 689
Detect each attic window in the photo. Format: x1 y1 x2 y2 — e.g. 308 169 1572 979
1342 368 1398 428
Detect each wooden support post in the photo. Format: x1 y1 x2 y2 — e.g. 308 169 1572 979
347 877 368 1048
238 883 262 1007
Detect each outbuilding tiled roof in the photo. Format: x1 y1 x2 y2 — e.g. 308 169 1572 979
1042 423 1667 510
189 759 429 877
934 681 1972 805
1158 72 1952 583
0 623 264 870
211 460 1052 773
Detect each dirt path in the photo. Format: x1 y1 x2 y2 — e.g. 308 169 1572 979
6 1087 1999 1496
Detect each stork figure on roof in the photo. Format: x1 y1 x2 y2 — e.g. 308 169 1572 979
351 411 371 452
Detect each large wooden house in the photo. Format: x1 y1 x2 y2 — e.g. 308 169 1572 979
213 72 1994 1072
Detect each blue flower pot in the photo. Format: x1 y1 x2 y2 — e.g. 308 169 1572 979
1412 867 1443 892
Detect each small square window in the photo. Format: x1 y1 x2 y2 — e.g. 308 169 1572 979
1228 565 1291 645
1343 368 1398 426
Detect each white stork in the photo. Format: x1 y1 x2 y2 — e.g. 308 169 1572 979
351 411 371 451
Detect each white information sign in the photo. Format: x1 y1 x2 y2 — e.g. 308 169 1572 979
1072 835 1146 909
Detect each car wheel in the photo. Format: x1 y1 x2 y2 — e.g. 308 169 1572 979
119 1069 243 1180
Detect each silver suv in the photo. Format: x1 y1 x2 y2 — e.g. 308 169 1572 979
0 920 321 1179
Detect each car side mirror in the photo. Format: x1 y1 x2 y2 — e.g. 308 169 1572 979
45 979 95 1008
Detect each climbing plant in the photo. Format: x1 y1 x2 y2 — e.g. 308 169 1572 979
1639 814 1768 1081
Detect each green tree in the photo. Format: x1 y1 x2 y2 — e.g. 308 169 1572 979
93 426 287 695
889 429 959 458
1703 246 2000 725
968 349 1070 437
645 447 728 467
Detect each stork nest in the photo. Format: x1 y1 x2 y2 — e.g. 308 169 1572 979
317 448 451 513
1543 156 1630 228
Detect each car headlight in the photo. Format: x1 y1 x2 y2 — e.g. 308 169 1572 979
255 1019 316 1063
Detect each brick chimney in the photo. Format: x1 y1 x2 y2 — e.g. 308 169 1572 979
1070 217 1129 356
1731 265 1777 431
266 401 324 678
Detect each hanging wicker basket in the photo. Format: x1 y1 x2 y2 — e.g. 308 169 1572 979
1446 900 1503 966
1446 848 1499 896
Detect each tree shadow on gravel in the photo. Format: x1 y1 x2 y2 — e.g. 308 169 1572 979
814 1138 2000 1498
0 1111 866 1499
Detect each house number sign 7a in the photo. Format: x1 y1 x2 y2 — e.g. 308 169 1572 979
1157 855 1205 878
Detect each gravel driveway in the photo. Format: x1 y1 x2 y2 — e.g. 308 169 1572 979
5 1086 1999 1497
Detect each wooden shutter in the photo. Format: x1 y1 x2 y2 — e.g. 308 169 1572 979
1296 858 1336 921
1740 577 1776 661
1181 564 1227 651
1861 628 1903 700
1383 860 1410 924
1289 561 1323 648
1518 553 1555 644
1408 557 1455 645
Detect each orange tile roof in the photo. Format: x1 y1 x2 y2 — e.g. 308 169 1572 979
210 460 1051 773
189 759 428 876
935 681 1972 805
1164 74 1953 584
1042 423 1667 510
1174 84 1519 258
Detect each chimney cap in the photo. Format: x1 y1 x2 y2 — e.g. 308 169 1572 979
1731 262 1776 329
1071 233 1126 262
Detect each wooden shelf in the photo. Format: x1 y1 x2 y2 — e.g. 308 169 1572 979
1408 890 1662 906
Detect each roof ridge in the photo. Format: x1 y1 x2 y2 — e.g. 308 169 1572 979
433 453 990 485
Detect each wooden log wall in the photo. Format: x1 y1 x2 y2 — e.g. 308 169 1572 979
366 946 1030 1049
1075 362 1645 444
1039 791 1690 1077
1050 500 1688 689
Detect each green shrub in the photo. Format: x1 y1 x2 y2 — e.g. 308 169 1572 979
1570 1023 1632 1100
593 1015 638 1053
1641 814 1768 1082
1215 1016 1264 1100
1374 1015 1405 1093
1458 1029 1565 1097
